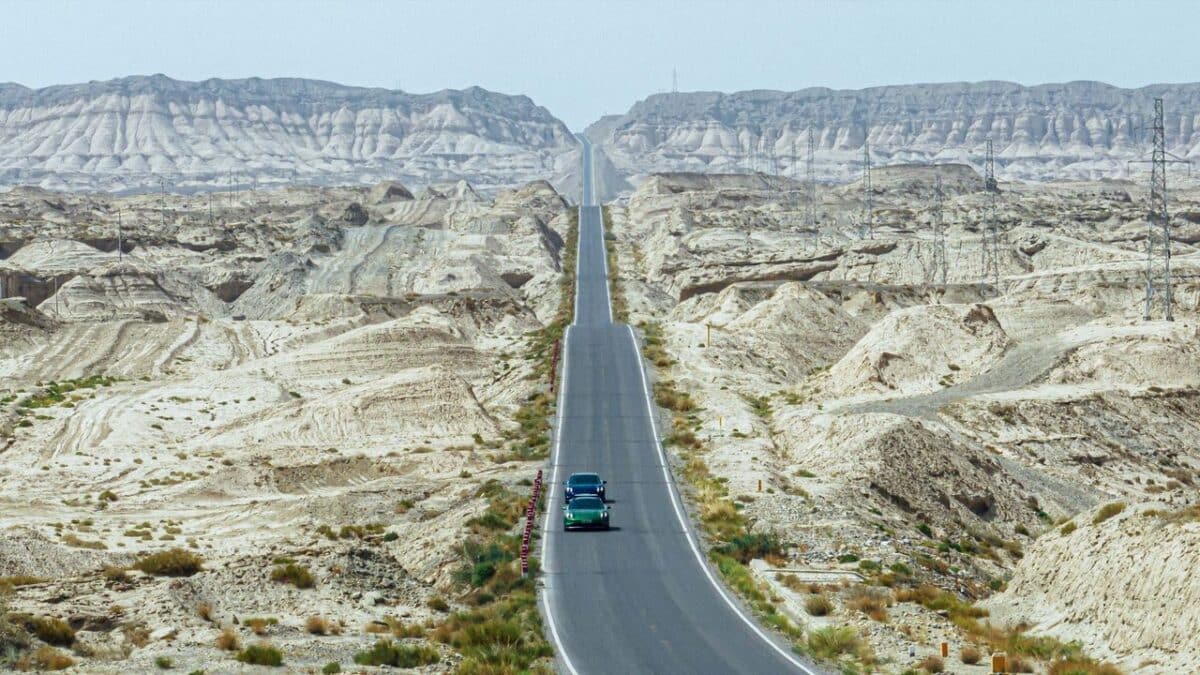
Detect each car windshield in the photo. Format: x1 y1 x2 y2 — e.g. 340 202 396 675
568 474 600 486
569 497 604 510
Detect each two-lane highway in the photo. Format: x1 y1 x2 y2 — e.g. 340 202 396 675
538 139 820 674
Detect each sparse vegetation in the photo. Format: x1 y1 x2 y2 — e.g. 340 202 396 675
215 628 240 651
15 645 75 671
155 655 174 669
236 643 283 667
807 626 865 660
1092 502 1125 525
805 594 833 616
244 617 278 636
270 563 314 589
353 640 440 668
919 654 945 672
28 616 74 646
305 616 340 635
1060 521 1077 535
133 548 203 576
961 645 982 664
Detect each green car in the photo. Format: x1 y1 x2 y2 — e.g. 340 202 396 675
562 496 611 530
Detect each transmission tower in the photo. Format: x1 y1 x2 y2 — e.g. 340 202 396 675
672 67 678 94
861 139 874 239
1129 97 1191 321
980 139 1000 287
932 173 947 284
805 132 817 229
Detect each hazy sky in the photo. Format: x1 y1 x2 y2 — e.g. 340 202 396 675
3 0 1197 129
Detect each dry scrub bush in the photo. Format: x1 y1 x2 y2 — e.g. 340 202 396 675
845 586 891 622
805 594 833 616
961 645 982 664
1047 659 1123 675
133 548 202 576
245 617 277 636
215 628 240 651
196 602 213 622
29 616 74 646
15 645 74 671
919 654 945 672
305 616 341 636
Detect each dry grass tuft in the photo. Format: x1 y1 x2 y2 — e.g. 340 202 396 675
845 586 892 622
215 628 240 651
804 594 833 616
919 654 945 672
961 645 982 664
15 645 75 671
305 616 341 636
1092 502 1125 525
244 617 277 636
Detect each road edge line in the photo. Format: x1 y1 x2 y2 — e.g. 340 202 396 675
625 324 819 675
539 320 580 675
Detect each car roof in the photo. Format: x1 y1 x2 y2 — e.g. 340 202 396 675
567 495 604 504
568 472 601 481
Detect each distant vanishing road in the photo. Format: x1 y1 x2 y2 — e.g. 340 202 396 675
536 138 822 674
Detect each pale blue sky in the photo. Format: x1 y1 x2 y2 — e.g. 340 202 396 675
2 0 1197 129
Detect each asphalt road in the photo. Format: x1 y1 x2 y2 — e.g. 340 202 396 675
538 139 820 674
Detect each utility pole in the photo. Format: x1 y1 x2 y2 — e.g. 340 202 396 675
208 191 213 225
672 67 678 94
933 173 947 284
981 139 1000 287
805 131 817 229
117 209 123 261
159 178 166 227
862 138 873 239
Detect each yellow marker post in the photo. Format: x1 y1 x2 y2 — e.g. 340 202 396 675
706 322 711 347
992 653 1006 673
940 642 948 658
757 479 762 493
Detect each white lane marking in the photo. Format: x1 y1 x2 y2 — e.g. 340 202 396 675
571 204 583 326
625 325 819 674
540 323 580 675
598 205 614 324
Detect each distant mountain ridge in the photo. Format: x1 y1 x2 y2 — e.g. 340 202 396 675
0 74 580 193
589 80 1200 187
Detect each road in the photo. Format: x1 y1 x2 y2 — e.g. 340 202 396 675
537 138 819 674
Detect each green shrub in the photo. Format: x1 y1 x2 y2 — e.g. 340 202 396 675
321 664 341 675
714 532 783 564
269 563 314 589
236 643 283 666
155 655 174 669
133 548 203 576
807 626 862 659
1060 521 1077 535
353 640 440 667
1092 502 1125 525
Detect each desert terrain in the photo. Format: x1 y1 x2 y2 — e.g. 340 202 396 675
608 168 1200 674
0 179 571 671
